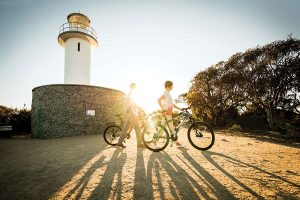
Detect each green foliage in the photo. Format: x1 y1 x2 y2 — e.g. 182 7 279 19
0 105 31 133
0 105 14 125
188 61 244 126
188 36 300 130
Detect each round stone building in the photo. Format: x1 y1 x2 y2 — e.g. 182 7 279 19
31 13 126 138
31 84 126 138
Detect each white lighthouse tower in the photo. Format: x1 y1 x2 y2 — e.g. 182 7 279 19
58 13 98 85
32 13 126 139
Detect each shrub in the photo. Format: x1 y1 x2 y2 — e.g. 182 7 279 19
0 106 14 126
0 105 31 133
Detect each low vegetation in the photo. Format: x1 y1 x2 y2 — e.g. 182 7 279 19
0 105 31 133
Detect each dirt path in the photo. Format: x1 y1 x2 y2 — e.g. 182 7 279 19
0 129 299 200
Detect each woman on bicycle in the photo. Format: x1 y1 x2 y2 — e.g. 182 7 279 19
157 81 185 148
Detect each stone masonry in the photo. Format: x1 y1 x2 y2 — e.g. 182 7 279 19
31 84 126 138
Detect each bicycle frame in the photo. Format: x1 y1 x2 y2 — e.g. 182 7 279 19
116 115 124 126
162 115 186 135
153 109 193 138
143 107 215 151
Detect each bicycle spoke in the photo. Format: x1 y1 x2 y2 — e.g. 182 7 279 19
188 122 215 151
142 124 169 152
103 125 122 145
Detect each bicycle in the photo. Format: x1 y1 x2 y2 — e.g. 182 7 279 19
142 107 215 152
103 114 133 146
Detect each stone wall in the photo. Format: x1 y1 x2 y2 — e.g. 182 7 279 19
31 84 126 138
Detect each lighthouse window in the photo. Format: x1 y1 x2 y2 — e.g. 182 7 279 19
78 42 80 52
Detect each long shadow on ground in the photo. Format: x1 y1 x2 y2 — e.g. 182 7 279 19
200 150 300 199
146 151 236 200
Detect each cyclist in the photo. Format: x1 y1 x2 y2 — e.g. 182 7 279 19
157 80 185 148
117 83 145 148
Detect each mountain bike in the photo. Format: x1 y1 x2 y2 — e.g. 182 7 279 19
142 107 215 152
103 114 133 146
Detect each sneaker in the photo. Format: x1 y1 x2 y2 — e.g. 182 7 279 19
116 143 126 148
175 142 186 148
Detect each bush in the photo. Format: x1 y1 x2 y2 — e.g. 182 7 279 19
0 106 14 126
0 105 31 133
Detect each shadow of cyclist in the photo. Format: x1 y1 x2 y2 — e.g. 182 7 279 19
146 151 235 199
89 149 127 199
133 150 154 200
200 150 300 197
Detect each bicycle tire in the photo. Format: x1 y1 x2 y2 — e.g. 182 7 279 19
103 125 122 146
142 123 169 152
187 122 215 151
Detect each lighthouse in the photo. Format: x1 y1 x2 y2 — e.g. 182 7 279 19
58 13 98 85
31 13 126 139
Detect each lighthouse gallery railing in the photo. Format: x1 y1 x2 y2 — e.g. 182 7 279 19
59 22 97 40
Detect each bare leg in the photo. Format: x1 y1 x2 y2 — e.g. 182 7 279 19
131 116 143 146
164 115 174 133
117 115 132 147
164 115 185 147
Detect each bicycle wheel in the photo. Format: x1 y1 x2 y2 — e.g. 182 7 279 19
142 124 169 152
103 125 122 146
187 122 215 151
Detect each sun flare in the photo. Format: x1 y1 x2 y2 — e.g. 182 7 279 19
121 69 186 114
130 86 160 114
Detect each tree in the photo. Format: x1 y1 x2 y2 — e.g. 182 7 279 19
224 37 300 129
188 36 300 130
188 62 240 126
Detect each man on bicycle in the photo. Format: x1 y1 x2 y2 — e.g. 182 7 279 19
117 83 144 148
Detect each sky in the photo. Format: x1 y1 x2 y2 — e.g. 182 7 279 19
0 0 299 113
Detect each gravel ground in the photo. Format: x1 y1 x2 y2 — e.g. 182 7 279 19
0 129 299 200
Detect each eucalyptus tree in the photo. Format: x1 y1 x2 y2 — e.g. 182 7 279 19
225 37 300 129
188 36 300 129
188 61 241 126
